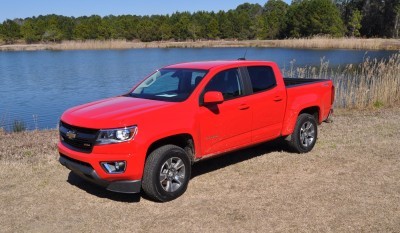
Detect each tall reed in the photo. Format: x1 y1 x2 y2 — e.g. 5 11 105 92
272 36 399 50
283 52 400 109
50 38 400 51
2 37 397 51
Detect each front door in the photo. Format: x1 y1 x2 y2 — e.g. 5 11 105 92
198 68 252 156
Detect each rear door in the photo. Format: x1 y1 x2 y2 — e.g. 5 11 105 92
198 68 252 156
243 66 286 143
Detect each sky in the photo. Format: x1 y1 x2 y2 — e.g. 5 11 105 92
0 0 291 22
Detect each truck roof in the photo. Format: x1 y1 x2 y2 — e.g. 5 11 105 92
165 60 273 70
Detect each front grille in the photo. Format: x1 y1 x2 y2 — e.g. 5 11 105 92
59 121 98 153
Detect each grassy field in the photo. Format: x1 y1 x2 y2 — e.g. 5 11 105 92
1 37 400 51
1 106 399 232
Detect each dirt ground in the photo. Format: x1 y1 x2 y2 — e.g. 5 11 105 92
1 107 399 233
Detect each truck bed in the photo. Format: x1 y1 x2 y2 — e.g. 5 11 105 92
284 77 333 125
283 78 328 87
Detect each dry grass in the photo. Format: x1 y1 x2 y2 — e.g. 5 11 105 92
0 37 399 51
1 107 400 232
271 36 400 50
0 130 58 163
284 52 400 109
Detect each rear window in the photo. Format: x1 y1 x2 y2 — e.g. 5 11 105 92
247 66 276 93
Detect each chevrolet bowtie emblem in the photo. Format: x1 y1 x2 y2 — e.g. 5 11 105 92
66 130 77 140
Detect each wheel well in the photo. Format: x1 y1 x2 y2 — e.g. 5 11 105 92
146 134 195 163
299 106 319 122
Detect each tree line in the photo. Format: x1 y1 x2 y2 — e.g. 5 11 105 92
0 0 399 44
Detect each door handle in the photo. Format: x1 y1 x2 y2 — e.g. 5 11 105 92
273 96 283 102
238 104 250 110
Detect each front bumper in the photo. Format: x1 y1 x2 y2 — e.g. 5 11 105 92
59 155 141 194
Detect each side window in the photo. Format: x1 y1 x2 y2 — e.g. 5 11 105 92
247 66 277 93
191 71 206 90
204 68 243 100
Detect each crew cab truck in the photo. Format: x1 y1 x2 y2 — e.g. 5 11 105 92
58 60 334 202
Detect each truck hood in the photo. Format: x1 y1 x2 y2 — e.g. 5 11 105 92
61 96 174 129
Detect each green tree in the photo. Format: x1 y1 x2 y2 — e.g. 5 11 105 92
73 15 104 40
231 9 252 39
264 0 289 39
217 11 234 39
0 24 3 43
1 19 21 44
235 3 263 39
42 25 63 42
360 0 385 37
254 14 267 39
114 15 139 40
188 22 200 40
152 15 171 41
58 16 75 40
191 11 207 39
137 17 160 42
394 4 400 38
21 19 40 43
207 17 219 39
171 12 191 40
160 21 172 41
286 0 345 37
383 0 400 38
348 9 362 37
96 16 112 39
193 12 220 39
4 0 400 43
73 18 89 39
102 15 118 39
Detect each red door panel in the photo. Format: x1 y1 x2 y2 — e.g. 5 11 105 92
199 98 252 156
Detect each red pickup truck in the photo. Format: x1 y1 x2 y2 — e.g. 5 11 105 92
58 60 334 202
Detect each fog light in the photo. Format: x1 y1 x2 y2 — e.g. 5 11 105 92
101 161 126 174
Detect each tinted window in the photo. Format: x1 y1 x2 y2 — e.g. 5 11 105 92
248 66 276 93
141 70 178 95
130 68 207 102
204 68 243 100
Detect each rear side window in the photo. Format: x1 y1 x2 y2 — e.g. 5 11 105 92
247 66 276 93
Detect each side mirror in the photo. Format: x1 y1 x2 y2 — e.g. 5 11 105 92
203 91 224 105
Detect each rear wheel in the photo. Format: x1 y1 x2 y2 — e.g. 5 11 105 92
142 145 191 202
287 113 318 153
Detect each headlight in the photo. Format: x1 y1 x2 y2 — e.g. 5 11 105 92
96 126 138 145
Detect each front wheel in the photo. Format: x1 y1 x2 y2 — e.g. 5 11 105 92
287 113 318 153
142 145 191 202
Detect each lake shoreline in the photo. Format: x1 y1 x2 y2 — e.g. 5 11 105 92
1 38 400 51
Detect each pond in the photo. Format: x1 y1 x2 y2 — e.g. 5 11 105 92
0 47 396 130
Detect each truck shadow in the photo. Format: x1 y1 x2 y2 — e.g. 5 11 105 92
66 138 288 202
191 138 287 179
67 172 142 203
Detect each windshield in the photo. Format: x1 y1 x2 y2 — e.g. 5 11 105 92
130 68 207 102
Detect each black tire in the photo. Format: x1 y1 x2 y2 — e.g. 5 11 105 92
287 113 318 153
142 145 191 202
